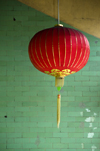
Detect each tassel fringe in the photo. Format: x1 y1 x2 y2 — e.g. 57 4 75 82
57 94 61 128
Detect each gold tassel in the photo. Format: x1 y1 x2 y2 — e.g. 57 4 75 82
57 94 61 128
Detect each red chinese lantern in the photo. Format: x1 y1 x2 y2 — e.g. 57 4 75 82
28 24 90 127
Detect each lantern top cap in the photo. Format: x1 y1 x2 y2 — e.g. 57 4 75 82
55 24 63 27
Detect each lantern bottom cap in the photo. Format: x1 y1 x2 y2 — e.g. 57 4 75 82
55 77 64 87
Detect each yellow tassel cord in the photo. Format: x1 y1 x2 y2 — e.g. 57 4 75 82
57 94 61 128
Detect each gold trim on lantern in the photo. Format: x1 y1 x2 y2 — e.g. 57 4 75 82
44 69 76 77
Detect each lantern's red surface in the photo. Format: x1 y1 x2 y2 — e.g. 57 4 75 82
28 25 90 77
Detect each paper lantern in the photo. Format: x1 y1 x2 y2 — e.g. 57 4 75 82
28 24 90 127
29 25 90 77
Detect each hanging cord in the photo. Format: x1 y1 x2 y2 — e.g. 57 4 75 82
58 0 60 24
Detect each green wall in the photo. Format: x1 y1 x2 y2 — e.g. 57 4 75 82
0 0 100 151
